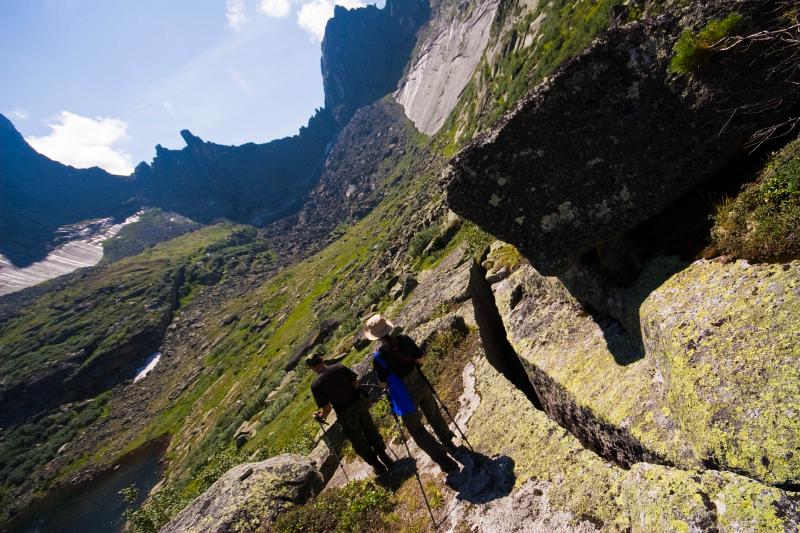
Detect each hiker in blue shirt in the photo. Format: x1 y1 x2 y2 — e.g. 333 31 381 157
366 314 460 473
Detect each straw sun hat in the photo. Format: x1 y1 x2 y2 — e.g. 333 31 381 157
364 314 395 340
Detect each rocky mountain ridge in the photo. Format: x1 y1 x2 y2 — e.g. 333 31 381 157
1 0 429 268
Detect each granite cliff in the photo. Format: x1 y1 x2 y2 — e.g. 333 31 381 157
322 0 429 125
394 0 499 134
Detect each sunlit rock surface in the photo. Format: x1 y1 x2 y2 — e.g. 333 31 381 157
494 253 800 486
160 455 322 533
394 0 499 134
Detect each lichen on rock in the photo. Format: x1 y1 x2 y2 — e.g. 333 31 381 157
160 454 322 533
493 252 800 487
641 259 800 487
622 463 795 533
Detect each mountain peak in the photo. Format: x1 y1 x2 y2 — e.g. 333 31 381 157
180 129 204 147
0 113 25 143
0 113 14 130
0 113 36 162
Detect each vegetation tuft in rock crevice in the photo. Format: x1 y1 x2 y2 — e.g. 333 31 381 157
713 137 800 262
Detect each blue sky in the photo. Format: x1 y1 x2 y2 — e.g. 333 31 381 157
0 0 374 175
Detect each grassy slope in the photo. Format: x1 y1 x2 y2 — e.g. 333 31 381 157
0 223 250 518
120 133 441 530
0 223 241 390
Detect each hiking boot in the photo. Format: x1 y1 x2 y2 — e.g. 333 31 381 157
443 439 458 454
436 456 459 474
377 451 396 471
442 431 458 452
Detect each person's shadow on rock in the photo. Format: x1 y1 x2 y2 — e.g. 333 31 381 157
446 448 516 504
375 457 417 490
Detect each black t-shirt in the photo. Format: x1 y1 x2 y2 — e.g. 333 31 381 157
372 334 423 382
311 363 358 411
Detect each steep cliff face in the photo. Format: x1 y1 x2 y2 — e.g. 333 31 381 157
321 0 429 125
0 114 135 266
394 0 499 134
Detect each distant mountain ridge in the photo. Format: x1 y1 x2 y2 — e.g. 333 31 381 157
1 0 429 266
0 114 136 266
132 109 337 226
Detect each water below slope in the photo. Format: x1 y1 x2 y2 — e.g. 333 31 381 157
0 212 141 296
10 445 164 533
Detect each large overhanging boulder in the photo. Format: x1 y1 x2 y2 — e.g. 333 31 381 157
160 454 322 533
445 1 798 275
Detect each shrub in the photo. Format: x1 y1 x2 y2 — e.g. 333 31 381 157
123 485 192 533
669 13 745 74
275 480 394 533
460 221 494 259
369 397 401 444
407 227 438 259
712 138 800 261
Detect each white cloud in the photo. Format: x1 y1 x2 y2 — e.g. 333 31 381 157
26 111 134 175
226 0 248 31
163 100 175 115
260 0 291 17
9 109 29 120
297 0 365 42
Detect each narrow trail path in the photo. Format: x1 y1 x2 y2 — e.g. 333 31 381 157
323 361 597 532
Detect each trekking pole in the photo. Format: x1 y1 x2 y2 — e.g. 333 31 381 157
417 369 475 453
358 384 401 461
386 396 437 531
315 416 350 482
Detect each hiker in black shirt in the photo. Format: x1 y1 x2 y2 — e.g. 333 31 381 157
366 314 459 473
307 353 394 474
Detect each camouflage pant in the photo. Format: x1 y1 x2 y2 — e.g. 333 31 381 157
400 367 454 463
337 398 386 465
